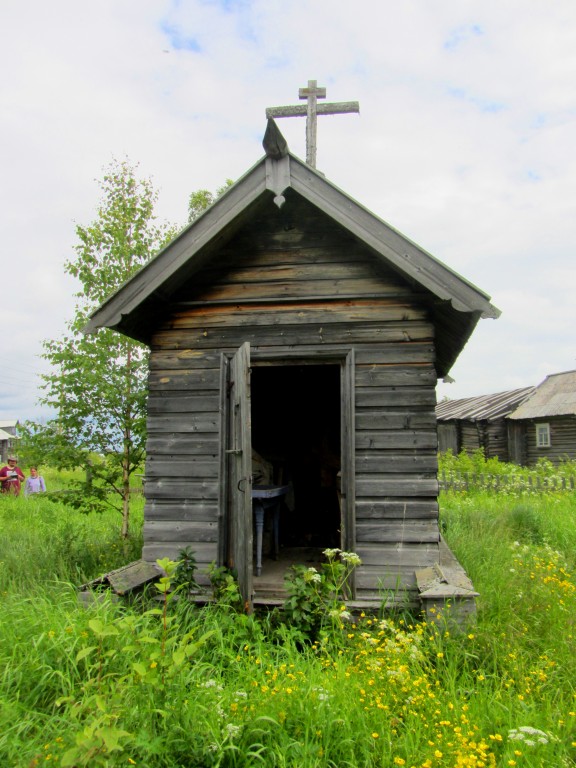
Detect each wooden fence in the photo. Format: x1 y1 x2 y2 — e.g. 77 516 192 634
439 472 576 494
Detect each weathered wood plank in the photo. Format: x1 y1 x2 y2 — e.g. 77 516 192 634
195 261 407 285
356 521 440 543
355 344 435 365
143 521 218 543
149 348 222 369
355 567 418 591
355 366 437 387
148 369 221 390
145 435 219 454
152 322 434 350
146 459 219 479
150 342 434 368
356 477 439 496
355 412 436 430
148 394 220 414
356 543 439 567
355 431 438 450
162 306 434 336
356 453 437 473
147 414 220 433
356 388 437 408
144 479 219 499
142 543 218 564
145 501 219 522
193 278 419 303
355 500 439 519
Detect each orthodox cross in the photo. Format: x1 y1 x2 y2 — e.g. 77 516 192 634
265 80 359 168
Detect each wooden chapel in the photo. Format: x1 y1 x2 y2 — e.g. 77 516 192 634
85 84 500 611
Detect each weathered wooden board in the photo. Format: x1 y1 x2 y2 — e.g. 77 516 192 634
145 501 219 522
192 279 421 303
356 543 439 567
145 436 219 454
147 393 220 413
356 388 437 408
356 521 440 543
150 340 434 368
153 318 430 350
356 431 438 450
149 348 222 369
144 479 219 499
355 566 418 591
148 369 221 390
143 521 218 542
146 414 220 433
195 261 407 285
355 366 437 387
356 499 439 519
146 459 219 479
356 477 439 496
356 453 437 473
355 412 436 431
142 542 218 564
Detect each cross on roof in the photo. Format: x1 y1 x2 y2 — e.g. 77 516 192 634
265 80 359 168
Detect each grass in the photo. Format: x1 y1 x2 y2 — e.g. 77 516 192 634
0 466 575 767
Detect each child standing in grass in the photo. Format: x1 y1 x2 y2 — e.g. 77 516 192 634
24 466 46 496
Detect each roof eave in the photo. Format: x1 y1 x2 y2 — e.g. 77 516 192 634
84 151 500 344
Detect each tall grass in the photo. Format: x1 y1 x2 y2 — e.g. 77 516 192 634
1 473 575 767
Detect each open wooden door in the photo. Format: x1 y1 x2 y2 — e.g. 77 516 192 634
228 342 253 612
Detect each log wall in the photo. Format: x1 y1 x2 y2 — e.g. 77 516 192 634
143 193 440 598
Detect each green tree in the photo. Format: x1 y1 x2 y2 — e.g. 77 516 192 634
188 179 233 223
26 159 177 538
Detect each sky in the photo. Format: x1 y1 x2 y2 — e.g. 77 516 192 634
1 0 575 421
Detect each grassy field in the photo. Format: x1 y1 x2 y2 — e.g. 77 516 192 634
0 463 575 767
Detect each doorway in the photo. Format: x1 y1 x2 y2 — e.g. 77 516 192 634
250 364 342 571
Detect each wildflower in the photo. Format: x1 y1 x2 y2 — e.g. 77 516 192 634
304 567 321 583
508 726 549 745
371 732 379 739
341 551 362 566
323 548 341 559
393 758 405 765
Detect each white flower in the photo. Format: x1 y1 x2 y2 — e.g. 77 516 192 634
508 726 549 746
323 548 341 559
304 567 321 583
340 551 362 566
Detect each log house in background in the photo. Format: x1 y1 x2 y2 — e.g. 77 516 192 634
85 120 500 611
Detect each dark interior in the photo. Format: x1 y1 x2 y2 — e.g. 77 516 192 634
250 364 341 552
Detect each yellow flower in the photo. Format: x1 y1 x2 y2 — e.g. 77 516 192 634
372 732 379 739
393 758 405 765
437 652 444 659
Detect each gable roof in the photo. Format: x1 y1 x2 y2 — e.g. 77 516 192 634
85 149 500 377
508 370 576 420
436 386 535 422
